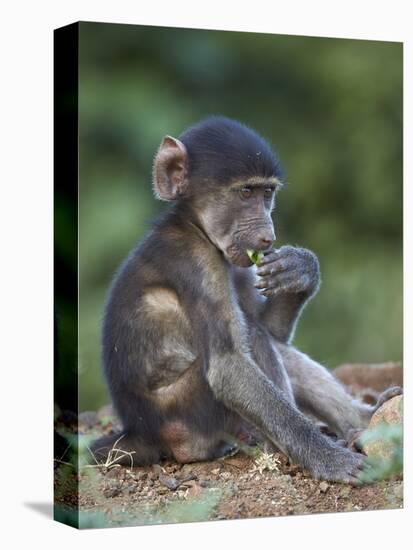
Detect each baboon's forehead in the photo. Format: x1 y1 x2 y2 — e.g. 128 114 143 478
179 116 284 184
193 176 282 201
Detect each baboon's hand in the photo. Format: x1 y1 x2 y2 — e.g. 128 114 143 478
255 245 320 298
308 442 366 484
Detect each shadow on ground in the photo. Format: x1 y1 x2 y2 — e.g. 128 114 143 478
24 502 54 519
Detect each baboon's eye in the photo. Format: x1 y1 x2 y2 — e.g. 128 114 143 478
240 186 253 199
264 187 275 199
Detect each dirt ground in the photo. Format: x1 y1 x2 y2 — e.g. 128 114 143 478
54 363 403 528
55 438 403 528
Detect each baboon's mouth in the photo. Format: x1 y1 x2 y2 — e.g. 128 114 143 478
246 249 264 266
224 244 252 267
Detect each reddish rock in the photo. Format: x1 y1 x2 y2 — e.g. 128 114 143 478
364 395 403 460
334 362 402 394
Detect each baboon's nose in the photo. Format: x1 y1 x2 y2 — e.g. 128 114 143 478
257 229 275 249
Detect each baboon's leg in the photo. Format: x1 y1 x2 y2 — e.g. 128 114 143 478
153 365 239 463
160 419 238 463
276 343 373 439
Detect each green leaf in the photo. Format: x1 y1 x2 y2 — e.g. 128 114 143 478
246 249 264 266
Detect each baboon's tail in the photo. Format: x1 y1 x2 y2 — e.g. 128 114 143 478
89 431 161 467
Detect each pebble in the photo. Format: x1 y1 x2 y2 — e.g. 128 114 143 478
180 464 194 477
159 473 181 491
152 464 164 475
339 486 352 498
103 485 122 498
364 395 403 460
319 481 329 493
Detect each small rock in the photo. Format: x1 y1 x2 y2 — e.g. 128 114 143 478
339 486 352 498
179 472 198 483
152 464 164 476
147 470 158 482
370 395 403 426
319 481 329 493
364 395 403 460
223 456 248 469
103 485 122 498
180 464 194 477
159 473 181 491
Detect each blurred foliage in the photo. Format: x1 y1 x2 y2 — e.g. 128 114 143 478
73 22 402 410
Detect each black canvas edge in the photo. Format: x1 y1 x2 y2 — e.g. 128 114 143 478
54 22 80 529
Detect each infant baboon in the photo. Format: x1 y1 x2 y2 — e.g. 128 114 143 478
92 116 401 482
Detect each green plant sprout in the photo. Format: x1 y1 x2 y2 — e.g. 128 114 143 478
247 249 264 266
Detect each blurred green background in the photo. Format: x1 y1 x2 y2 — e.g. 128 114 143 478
77 22 402 411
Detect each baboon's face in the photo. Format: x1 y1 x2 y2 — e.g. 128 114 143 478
197 177 279 267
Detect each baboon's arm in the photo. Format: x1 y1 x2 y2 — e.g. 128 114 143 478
257 245 320 342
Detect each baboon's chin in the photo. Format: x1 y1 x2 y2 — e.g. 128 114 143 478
224 248 253 268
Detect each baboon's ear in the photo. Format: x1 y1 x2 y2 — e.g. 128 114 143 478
152 136 189 201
